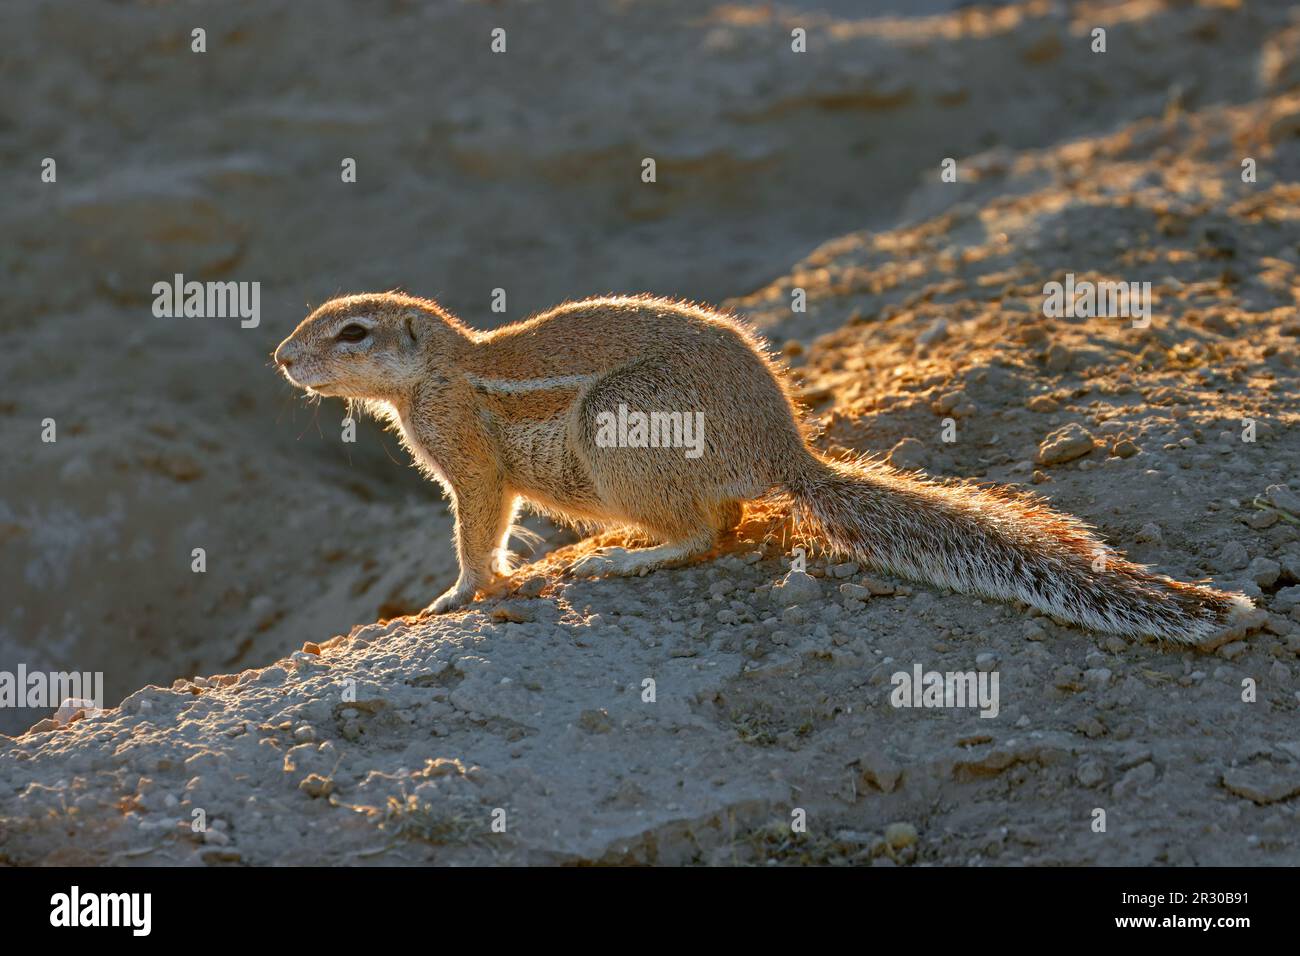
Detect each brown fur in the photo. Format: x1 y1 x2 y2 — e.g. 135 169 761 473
274 292 1259 644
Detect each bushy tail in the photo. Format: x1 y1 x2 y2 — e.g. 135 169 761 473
786 453 1258 645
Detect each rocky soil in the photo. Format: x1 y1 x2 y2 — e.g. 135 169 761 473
2 0 1299 865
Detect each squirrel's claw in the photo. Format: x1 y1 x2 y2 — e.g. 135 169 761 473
422 581 478 615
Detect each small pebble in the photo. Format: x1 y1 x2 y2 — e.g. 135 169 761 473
1217 541 1249 571
1134 523 1162 544
1036 422 1095 465
1218 641 1248 661
1111 438 1140 459
1084 667 1112 686
884 822 918 851
1077 758 1107 787
773 570 822 605
917 319 948 347
889 437 928 470
1248 557 1281 588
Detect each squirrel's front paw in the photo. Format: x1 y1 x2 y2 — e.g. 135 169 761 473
423 581 478 615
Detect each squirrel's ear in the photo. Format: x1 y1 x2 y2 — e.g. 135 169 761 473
404 314 419 346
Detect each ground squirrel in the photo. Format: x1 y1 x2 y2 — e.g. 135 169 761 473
274 292 1257 645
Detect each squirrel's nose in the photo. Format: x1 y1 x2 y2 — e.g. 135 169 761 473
274 343 295 368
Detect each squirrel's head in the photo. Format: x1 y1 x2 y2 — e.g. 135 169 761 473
274 293 465 400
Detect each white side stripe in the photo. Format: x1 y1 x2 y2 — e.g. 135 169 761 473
465 373 595 394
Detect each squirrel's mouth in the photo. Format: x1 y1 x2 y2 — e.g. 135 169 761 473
281 369 335 394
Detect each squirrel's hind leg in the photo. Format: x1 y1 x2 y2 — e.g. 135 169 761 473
569 527 716 578
568 497 740 578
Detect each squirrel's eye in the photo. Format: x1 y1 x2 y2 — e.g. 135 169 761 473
337 324 368 343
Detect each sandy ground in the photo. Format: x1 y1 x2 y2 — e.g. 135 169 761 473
2 0 1299 864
